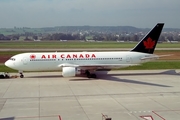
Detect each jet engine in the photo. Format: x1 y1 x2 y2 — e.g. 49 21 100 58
62 67 82 77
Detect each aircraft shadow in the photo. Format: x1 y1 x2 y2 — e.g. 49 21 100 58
0 117 15 120
27 75 62 78
109 70 180 76
26 70 179 79
70 75 171 87
26 70 179 87
69 70 178 87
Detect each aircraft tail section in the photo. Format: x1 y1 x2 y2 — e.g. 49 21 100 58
131 23 164 54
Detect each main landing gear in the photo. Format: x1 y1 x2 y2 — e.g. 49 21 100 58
85 70 97 78
19 71 24 78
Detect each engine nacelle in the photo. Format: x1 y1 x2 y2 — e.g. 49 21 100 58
62 67 83 77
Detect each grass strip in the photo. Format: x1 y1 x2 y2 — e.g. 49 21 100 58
0 41 180 49
121 61 180 70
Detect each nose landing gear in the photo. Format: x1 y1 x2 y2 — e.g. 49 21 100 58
20 73 24 78
19 71 24 78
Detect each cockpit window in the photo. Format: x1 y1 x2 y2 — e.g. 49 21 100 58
10 58 16 61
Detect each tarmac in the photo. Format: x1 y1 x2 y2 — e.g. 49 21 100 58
0 69 180 120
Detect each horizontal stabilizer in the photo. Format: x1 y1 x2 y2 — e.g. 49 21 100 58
141 54 173 60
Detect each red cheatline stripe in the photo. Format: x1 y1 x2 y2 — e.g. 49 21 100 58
152 111 165 120
58 115 62 120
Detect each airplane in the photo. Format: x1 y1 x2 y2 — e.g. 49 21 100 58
5 23 164 78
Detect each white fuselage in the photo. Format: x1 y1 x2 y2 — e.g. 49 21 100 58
5 51 155 71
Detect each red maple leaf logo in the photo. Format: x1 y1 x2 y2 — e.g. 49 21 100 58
30 54 36 59
143 37 155 49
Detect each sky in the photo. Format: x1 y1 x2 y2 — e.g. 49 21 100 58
0 0 180 28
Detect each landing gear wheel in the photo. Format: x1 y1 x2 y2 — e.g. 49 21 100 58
20 74 24 78
87 74 97 78
85 70 91 78
19 71 24 78
87 74 91 78
91 74 97 78
85 70 97 78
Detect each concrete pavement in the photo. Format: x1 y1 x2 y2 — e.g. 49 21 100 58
0 70 180 120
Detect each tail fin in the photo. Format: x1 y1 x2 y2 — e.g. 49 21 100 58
131 23 164 54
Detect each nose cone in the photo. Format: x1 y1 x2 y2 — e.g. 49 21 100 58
5 60 13 68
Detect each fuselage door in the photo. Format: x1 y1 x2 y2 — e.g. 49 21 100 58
22 57 28 65
126 56 132 63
